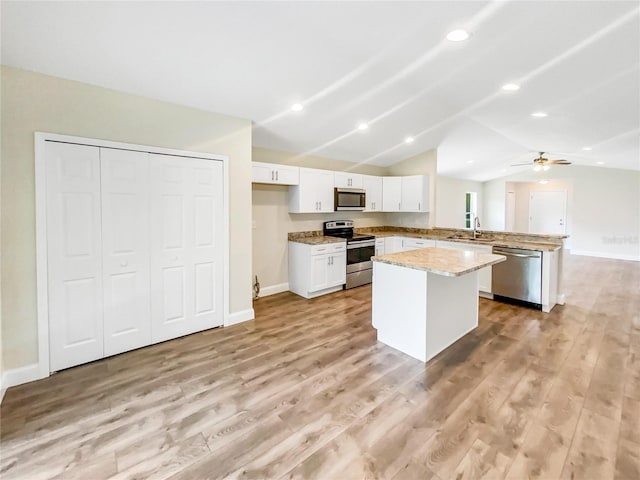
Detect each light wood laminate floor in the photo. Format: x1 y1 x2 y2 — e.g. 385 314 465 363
1 255 639 479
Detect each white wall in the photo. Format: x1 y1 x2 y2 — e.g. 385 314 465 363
483 166 639 260
435 176 483 229
252 147 388 292
1 66 254 371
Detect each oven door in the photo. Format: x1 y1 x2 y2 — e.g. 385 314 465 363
335 188 366 211
346 241 375 273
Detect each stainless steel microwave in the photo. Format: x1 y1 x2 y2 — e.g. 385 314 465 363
334 188 366 211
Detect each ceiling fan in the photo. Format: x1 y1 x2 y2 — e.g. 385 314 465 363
512 152 572 171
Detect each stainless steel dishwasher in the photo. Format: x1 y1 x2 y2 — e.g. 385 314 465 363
492 247 542 308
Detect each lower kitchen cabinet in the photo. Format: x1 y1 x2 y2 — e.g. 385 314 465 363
436 240 492 294
401 238 435 251
289 241 346 298
375 238 385 256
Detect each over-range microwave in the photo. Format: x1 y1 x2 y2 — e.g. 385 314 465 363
334 188 366 211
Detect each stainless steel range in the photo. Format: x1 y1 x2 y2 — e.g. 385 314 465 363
323 220 375 289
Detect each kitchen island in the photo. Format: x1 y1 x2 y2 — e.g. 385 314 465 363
372 247 506 362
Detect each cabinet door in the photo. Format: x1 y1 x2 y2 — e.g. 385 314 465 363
101 148 151 357
363 175 383 212
46 142 104 371
401 175 428 212
275 165 299 185
309 254 329 292
384 236 402 254
402 238 435 251
382 177 402 212
375 240 385 256
328 252 347 286
334 172 363 189
252 162 274 183
150 155 224 343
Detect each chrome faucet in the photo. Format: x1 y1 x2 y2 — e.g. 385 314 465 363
473 217 481 239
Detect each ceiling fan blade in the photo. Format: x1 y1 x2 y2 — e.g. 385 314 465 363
510 162 532 166
549 160 571 165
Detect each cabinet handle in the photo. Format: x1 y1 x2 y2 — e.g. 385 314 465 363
418 202 421 210
319 201 322 210
276 171 279 181
398 202 401 210
271 171 274 181
120 261 128 267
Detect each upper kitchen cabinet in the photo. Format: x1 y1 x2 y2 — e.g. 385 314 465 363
252 161 299 185
289 167 334 213
400 175 429 212
382 177 402 212
334 172 363 189
363 175 383 212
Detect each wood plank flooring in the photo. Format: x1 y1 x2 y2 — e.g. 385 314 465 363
1 254 638 479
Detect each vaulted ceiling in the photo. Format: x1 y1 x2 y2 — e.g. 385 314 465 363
2 1 639 181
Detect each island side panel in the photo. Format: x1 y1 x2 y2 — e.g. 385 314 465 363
425 271 479 361
372 261 428 362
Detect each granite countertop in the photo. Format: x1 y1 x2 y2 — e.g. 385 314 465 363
287 232 346 245
357 228 562 252
373 247 506 277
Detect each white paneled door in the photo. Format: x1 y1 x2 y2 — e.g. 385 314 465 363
45 140 225 372
529 190 567 235
101 149 151 356
46 142 104 371
150 154 224 343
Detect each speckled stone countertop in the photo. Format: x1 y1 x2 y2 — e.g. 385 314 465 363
373 248 506 276
287 232 346 245
356 227 563 252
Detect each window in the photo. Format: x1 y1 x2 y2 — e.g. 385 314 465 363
465 192 477 229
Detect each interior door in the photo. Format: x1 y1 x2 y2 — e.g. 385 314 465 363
529 190 567 234
46 142 104 371
101 148 151 356
150 154 224 342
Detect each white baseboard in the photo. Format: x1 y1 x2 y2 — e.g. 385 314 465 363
570 250 640 262
1 363 41 401
258 282 289 298
225 308 255 327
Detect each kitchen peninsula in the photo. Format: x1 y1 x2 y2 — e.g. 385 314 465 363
372 247 505 362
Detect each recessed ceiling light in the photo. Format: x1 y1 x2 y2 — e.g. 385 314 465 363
502 83 520 91
597 161 605 165
446 29 469 42
582 146 592 151
539 180 549 185
531 112 548 118
357 123 369 131
501 169 507 172
467 160 474 164
405 137 414 144
290 103 303 112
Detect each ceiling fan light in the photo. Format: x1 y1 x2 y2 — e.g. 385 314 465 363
543 165 550 171
533 165 542 172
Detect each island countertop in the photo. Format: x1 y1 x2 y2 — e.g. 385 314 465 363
372 247 506 277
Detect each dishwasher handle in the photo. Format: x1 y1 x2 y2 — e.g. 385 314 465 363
493 248 541 259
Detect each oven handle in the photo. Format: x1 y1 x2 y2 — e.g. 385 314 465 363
347 240 375 249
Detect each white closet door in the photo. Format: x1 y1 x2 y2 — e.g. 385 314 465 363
150 154 224 342
101 148 151 356
46 142 104 371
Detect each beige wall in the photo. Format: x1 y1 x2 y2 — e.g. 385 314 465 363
1 66 253 370
435 176 483 229
251 147 388 290
483 166 639 259
386 148 437 228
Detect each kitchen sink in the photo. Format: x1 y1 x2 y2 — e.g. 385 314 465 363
447 235 494 242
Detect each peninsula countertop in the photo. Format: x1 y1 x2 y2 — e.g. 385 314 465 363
372 247 506 277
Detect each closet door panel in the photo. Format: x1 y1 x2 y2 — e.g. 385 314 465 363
150 155 223 343
46 142 104 371
101 149 151 356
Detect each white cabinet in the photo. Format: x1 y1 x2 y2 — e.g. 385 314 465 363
289 167 335 213
289 242 346 298
436 240 492 293
252 161 299 185
401 175 429 212
45 141 225 372
384 236 403 254
382 175 429 212
334 172 363 189
375 238 385 256
363 175 383 212
382 177 402 212
401 237 436 251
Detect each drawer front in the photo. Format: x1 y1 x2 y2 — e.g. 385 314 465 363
311 242 345 255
